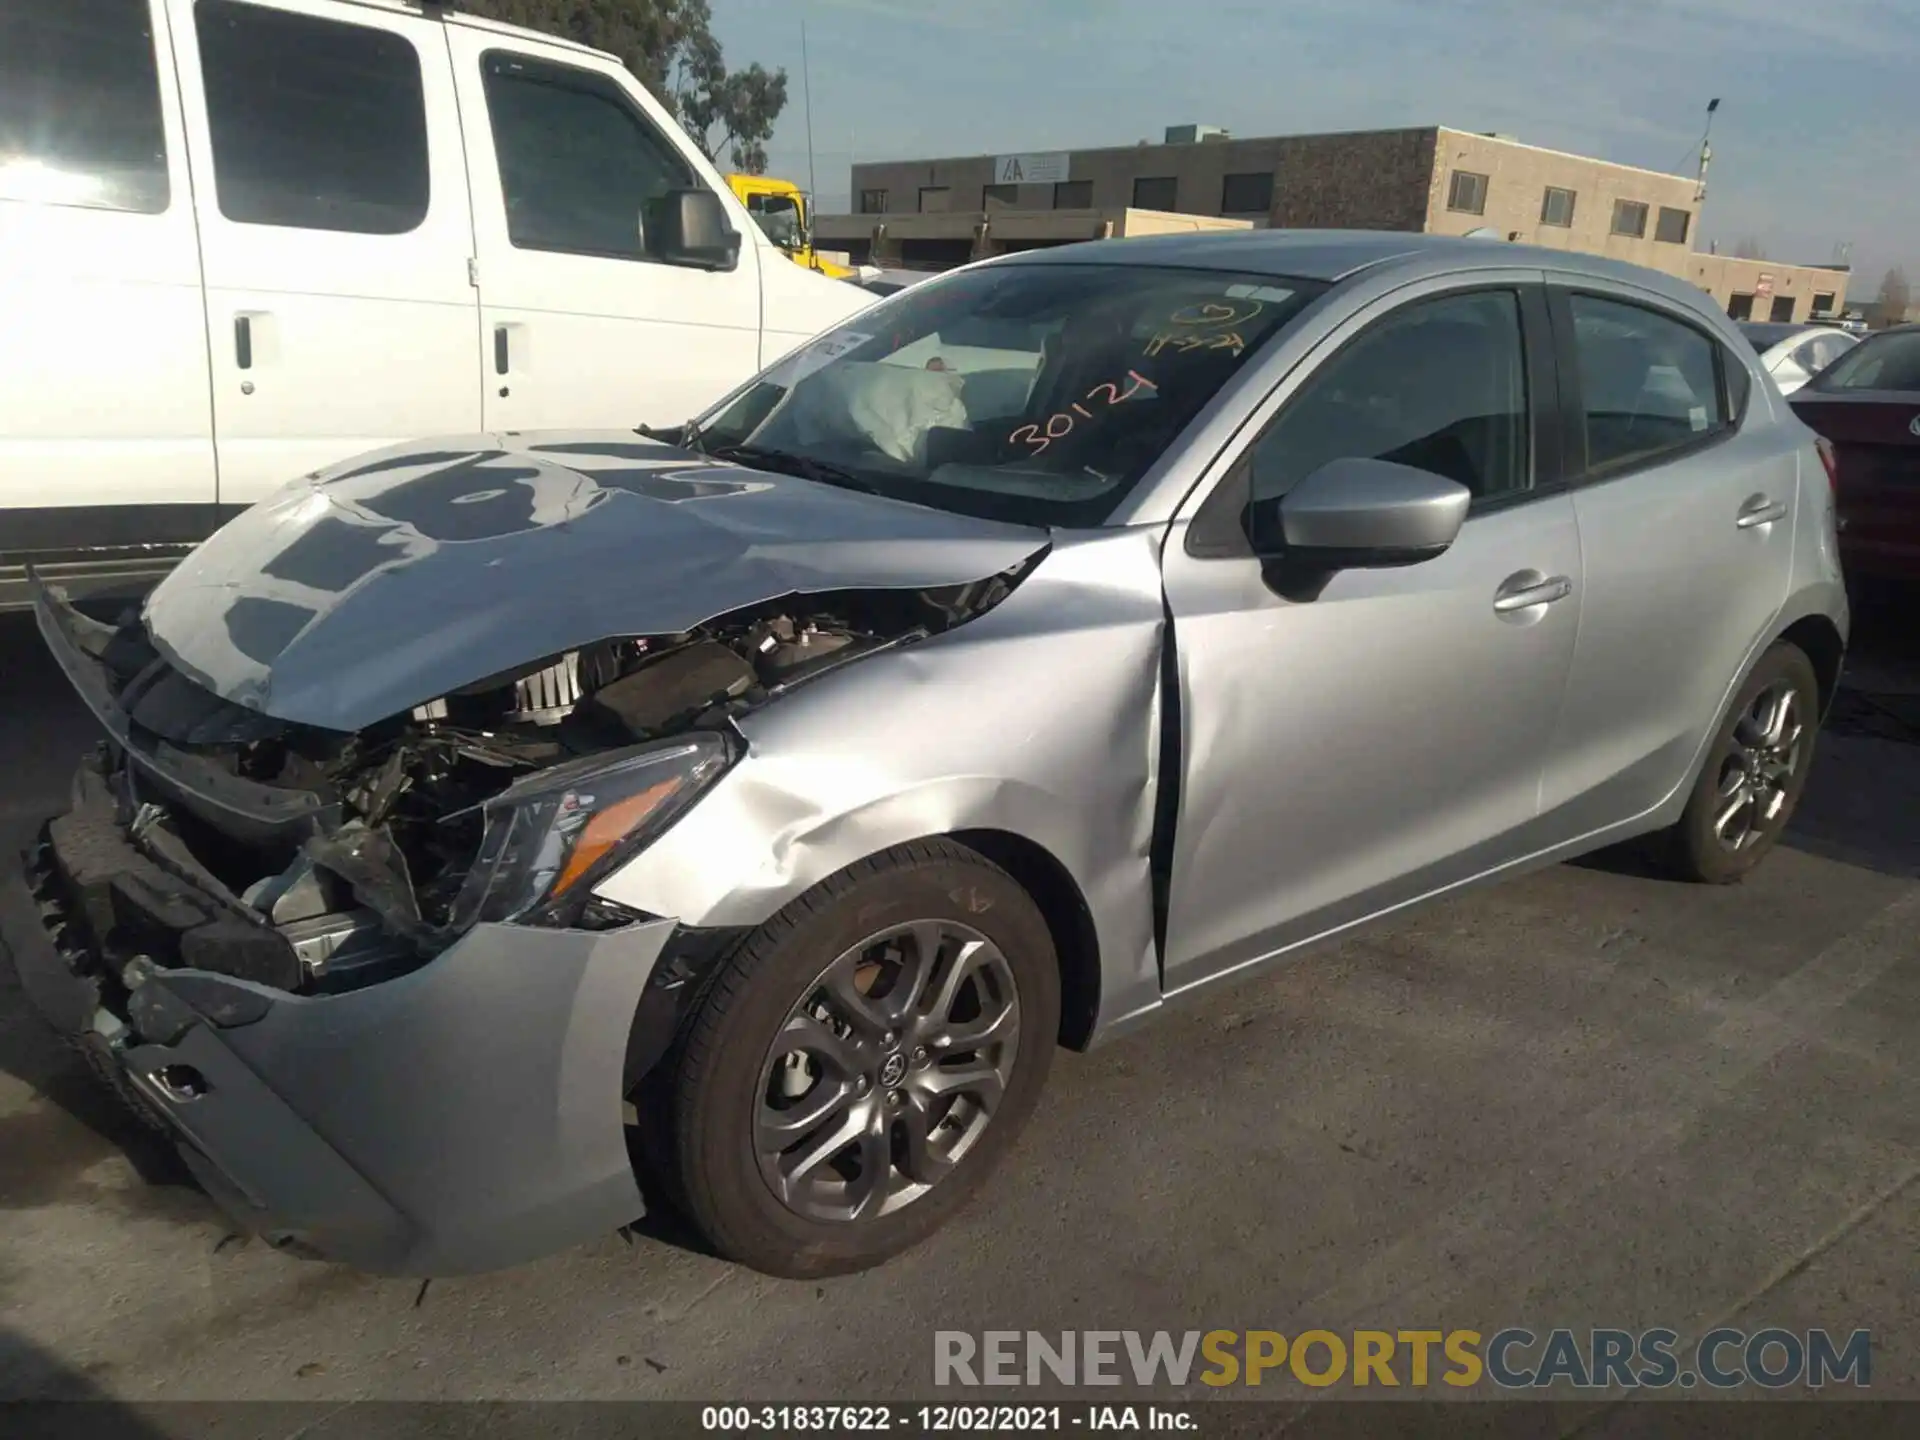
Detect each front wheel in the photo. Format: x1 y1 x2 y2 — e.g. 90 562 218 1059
1651 641 1821 884
664 839 1060 1277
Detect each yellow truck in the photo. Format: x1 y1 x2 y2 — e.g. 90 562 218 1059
727 174 855 279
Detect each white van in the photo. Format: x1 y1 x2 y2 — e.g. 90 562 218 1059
0 0 874 608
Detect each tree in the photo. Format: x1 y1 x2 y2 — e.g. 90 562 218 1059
461 1 788 171
1732 238 1766 260
1875 267 1911 328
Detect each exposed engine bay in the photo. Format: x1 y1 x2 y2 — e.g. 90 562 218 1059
54 571 1028 1003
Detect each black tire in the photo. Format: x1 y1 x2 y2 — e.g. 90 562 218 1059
1649 641 1821 884
664 838 1059 1278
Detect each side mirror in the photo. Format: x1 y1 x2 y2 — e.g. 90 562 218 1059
1248 457 1471 569
643 189 742 271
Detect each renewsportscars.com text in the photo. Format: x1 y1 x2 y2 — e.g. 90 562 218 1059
934 1328 1872 1390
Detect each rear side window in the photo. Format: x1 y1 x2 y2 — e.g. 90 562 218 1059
1818 331 1920 392
481 51 697 261
0 0 169 213
1251 290 1531 503
1568 294 1726 473
195 0 429 234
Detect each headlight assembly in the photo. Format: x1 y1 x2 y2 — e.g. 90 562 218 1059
447 732 733 930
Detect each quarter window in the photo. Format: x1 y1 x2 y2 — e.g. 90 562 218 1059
481 51 696 260
197 0 428 234
1249 290 1530 504
1568 293 1727 473
1447 170 1489 215
1540 186 1577 227
1610 199 1649 238
0 0 169 213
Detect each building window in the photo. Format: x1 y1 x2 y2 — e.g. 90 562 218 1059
1220 171 1274 214
199 0 430 234
1770 295 1795 322
1053 179 1091 208
1655 206 1691 244
982 183 1017 209
1447 170 1488 215
1611 199 1649 238
1811 291 1837 316
1726 293 1755 320
0 0 171 214
1132 175 1177 210
1540 186 1576 227
918 185 950 213
858 187 887 213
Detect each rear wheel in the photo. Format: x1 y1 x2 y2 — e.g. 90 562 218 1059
1651 641 1820 884
664 839 1059 1277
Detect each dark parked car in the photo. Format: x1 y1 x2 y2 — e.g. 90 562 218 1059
1788 324 1920 585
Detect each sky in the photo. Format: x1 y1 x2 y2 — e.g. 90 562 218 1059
707 0 1918 296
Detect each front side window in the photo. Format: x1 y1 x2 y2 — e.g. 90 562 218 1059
1568 293 1727 473
1812 331 1920 392
482 51 696 259
197 0 428 234
0 0 168 213
695 263 1329 527
745 191 802 248
1611 199 1649 238
1249 290 1530 504
1448 170 1489 215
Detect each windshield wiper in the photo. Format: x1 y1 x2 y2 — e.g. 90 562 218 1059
635 419 708 454
706 443 880 494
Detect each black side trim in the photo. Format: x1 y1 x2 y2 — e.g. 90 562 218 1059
1148 601 1183 982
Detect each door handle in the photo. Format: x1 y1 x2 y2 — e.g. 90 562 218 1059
1736 496 1787 529
1493 573 1573 613
494 325 510 376
234 315 253 371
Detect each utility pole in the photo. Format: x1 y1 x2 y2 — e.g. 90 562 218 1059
1694 97 1719 204
801 16 819 216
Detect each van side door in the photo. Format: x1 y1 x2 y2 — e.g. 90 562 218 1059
166 0 482 504
443 24 765 432
1 0 217 596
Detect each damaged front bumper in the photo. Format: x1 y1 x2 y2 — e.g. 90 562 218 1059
5 577 703 1276
3 820 676 1276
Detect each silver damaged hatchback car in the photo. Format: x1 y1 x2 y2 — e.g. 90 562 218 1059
7 232 1848 1278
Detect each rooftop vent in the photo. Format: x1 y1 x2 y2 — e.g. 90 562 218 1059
1165 124 1229 145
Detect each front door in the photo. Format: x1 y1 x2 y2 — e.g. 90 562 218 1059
444 29 764 434
168 0 482 504
1160 281 1583 994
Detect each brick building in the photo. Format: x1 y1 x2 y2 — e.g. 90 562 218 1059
836 124 1850 322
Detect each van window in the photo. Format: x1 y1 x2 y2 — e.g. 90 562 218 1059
0 0 169 213
195 0 429 235
481 51 698 262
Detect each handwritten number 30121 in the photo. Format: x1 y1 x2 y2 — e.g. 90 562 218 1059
1009 370 1159 455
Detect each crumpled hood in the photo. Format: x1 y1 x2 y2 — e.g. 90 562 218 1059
144 432 1049 732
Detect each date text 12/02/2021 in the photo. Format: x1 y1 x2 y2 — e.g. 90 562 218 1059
701 1405 1195 1431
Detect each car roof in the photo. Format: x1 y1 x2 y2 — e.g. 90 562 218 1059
987 228 1731 308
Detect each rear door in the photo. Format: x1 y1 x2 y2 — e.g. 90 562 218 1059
1 0 217 561
444 24 764 433
168 0 481 503
1538 281 1796 836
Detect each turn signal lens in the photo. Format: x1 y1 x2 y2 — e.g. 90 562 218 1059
550 780 681 898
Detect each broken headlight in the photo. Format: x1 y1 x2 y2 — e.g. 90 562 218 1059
447 733 733 930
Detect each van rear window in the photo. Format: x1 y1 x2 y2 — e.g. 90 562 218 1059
0 0 170 214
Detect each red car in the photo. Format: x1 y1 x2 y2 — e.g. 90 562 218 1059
1789 324 1920 584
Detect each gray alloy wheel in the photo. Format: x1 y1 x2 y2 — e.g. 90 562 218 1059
754 920 1021 1224
1653 641 1821 884
659 838 1059 1278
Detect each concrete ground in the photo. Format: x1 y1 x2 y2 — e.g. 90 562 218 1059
2 595 1917 1418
